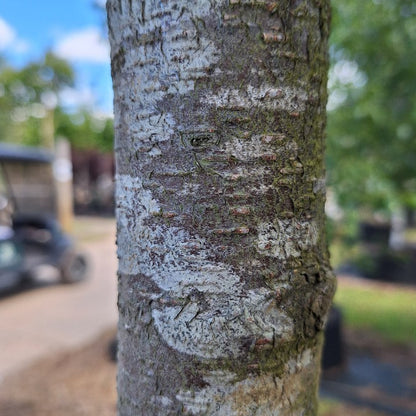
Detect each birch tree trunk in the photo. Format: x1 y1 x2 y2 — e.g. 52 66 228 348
108 1 335 414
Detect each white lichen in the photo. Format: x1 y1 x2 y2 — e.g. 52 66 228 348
116 174 295 359
257 219 319 259
203 85 308 112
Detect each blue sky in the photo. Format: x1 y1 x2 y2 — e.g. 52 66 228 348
0 0 113 115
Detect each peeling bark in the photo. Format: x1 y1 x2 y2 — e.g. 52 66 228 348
108 0 335 414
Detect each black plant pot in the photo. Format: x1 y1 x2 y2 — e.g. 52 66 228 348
322 306 345 371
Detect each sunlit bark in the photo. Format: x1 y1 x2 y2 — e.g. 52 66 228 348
108 0 335 414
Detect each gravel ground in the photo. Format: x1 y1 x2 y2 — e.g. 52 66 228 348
0 216 118 380
0 328 117 416
0 219 414 416
0 325 412 416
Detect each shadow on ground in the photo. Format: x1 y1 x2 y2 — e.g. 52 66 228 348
321 328 416 416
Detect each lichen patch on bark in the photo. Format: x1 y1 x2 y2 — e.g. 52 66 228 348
256 219 319 259
202 85 308 112
117 173 294 359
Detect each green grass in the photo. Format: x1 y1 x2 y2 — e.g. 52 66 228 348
318 398 340 416
318 398 387 416
334 280 416 346
403 227 416 244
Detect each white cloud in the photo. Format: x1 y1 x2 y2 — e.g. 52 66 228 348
0 17 15 49
59 86 96 108
58 86 113 118
0 16 29 52
54 27 110 64
13 39 30 53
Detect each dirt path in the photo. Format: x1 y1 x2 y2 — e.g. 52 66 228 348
0 329 117 416
0 216 118 381
2 226 415 415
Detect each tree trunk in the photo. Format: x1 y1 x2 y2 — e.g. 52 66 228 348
108 0 335 414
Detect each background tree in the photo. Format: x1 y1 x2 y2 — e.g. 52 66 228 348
55 108 114 152
108 0 335 415
0 52 74 145
327 0 416 220
0 52 114 152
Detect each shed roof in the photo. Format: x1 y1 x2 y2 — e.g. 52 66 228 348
0 143 53 163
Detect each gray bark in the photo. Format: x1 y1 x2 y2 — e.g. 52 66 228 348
108 0 335 414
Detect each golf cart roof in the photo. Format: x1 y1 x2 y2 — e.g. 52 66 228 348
0 143 53 164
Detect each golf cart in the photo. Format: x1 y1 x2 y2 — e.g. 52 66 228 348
0 143 87 291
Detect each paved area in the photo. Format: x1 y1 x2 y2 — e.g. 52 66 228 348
321 351 416 416
2 221 415 416
0 216 118 381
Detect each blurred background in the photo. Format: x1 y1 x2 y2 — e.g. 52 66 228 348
0 0 114 217
0 0 415 415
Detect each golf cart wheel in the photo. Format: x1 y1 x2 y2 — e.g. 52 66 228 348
60 252 88 283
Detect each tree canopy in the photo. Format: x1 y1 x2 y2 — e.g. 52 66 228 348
0 52 113 152
327 0 416 216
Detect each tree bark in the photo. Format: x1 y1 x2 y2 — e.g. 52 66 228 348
108 0 335 414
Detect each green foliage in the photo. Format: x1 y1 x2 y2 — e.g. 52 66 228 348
0 52 72 145
327 0 416 214
327 224 361 270
334 280 416 346
55 108 114 152
0 52 113 152
14 51 74 101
